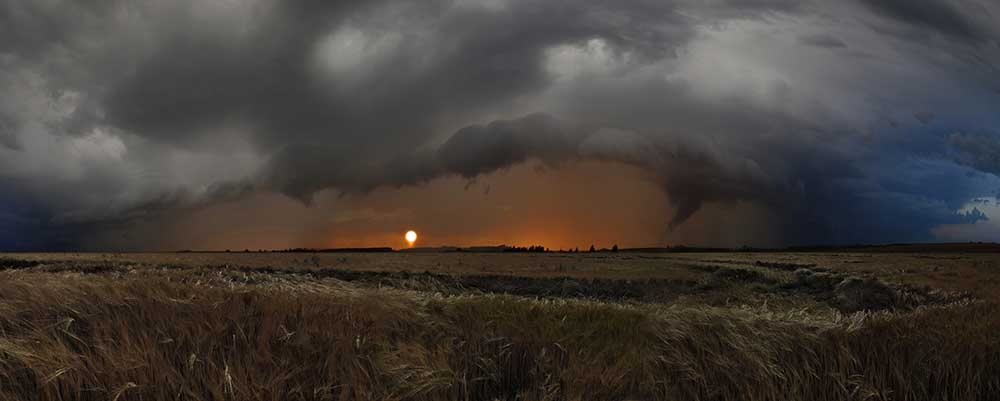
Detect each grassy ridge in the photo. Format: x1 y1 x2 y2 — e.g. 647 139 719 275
0 271 997 401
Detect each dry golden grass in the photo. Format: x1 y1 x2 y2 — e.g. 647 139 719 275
0 253 997 400
11 251 1000 299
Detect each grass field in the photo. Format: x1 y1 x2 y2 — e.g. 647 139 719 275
0 251 998 400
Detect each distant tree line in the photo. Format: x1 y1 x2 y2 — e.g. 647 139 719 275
502 245 549 253
472 244 631 253
210 244 649 254
269 247 393 253
500 244 623 253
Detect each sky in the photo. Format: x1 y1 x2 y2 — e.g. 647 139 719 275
2 0 1000 251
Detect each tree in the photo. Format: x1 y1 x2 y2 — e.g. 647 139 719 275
589 245 596 253
612 244 618 252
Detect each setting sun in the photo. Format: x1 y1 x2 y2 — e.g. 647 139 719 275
405 230 418 246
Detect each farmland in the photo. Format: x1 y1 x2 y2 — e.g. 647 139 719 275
0 251 998 400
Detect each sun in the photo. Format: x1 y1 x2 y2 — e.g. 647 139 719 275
405 230 418 246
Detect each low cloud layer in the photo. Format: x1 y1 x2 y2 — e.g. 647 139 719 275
2 0 1000 250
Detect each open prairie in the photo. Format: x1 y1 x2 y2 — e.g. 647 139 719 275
0 251 998 400
9 0 1000 399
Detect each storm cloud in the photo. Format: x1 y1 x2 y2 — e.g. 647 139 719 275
2 0 1000 250
859 0 991 41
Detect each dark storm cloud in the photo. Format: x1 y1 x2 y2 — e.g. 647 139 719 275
949 133 1000 176
416 110 994 245
914 111 936 125
2 0 1000 249
437 113 579 179
798 34 847 49
859 0 989 41
101 0 687 146
425 113 878 242
0 111 18 150
82 0 695 202
390 108 847 234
